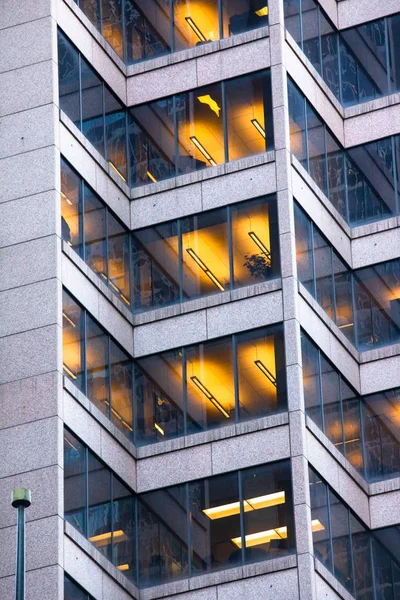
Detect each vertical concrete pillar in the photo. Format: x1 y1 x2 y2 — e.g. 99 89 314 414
269 1 317 597
0 2 63 599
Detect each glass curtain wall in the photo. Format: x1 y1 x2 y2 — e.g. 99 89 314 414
302 333 400 482
309 466 400 599
64 429 295 587
61 158 280 311
63 290 287 445
284 0 400 108
58 30 274 188
288 79 399 226
64 576 95 600
295 203 400 351
74 0 269 65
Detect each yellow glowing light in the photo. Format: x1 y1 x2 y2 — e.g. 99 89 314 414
248 231 271 265
108 161 127 183
255 6 269 17
186 248 225 291
185 16 207 42
191 375 230 419
155 423 165 436
197 94 221 117
67 241 73 247
89 529 127 547
254 360 277 387
103 400 133 432
190 136 217 167
203 490 286 520
63 312 76 328
117 564 130 571
232 527 286 549
61 191 73 206
312 519 325 532
63 363 77 380
338 323 354 329
251 118 266 139
147 170 157 183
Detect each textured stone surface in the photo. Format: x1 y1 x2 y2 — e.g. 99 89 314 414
0 60 56 117
0 17 54 74
218 569 299 600
0 146 58 203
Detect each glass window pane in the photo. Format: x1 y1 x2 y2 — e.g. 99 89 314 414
221 0 269 38
64 430 86 535
128 99 175 187
352 19 387 100
110 340 133 439
88 452 112 560
84 185 107 279
105 88 127 182
64 575 89 600
284 0 301 44
333 253 354 344
189 472 241 573
309 468 331 569
307 104 327 195
136 349 184 445
81 58 104 156
176 84 224 174
388 15 400 94
181 208 229 300
351 515 374 600
102 0 123 58
63 291 84 390
236 327 286 420
112 476 135 580
329 489 353 592
320 15 339 101
173 0 219 52
185 337 235 433
78 0 101 29
321 356 343 449
302 0 320 73
288 79 307 167
58 32 80 127
226 71 272 161
86 315 109 416
242 462 294 562
61 160 82 256
301 334 323 429
125 0 171 64
132 221 180 312
232 196 279 287
107 212 131 306
138 485 188 586
326 131 346 220
342 396 363 473
340 40 360 106
313 228 334 319
294 203 314 296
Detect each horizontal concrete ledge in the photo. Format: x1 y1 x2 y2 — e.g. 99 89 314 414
315 559 356 600
337 0 400 30
64 522 139 598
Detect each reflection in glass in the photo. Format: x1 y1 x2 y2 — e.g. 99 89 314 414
86 315 109 417
64 430 87 535
221 0 269 38
88 452 112 561
61 160 82 255
63 290 84 389
64 575 93 600
173 0 219 51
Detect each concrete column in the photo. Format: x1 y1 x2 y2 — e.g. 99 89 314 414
0 2 64 599
269 1 317 597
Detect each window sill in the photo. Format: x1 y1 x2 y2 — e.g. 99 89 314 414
314 559 356 600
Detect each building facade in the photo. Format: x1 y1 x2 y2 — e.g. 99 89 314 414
1 0 400 598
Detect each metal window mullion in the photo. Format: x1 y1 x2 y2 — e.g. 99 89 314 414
384 18 391 95
317 6 323 77
170 0 175 54
325 487 335 573
134 497 140 587
299 0 304 51
110 473 115 566
222 81 229 163
131 361 137 446
323 124 330 201
343 150 350 224
182 347 188 436
350 272 359 349
178 218 184 304
358 397 367 480
85 446 89 538
99 0 103 35
83 309 88 398
337 31 343 106
217 0 223 40
338 376 346 459
186 483 192 578
78 54 83 132
347 509 357 598
310 222 317 300
238 470 246 566
392 136 399 216
304 97 310 174
369 536 378 600
107 330 112 422
233 334 240 424
227 206 234 290
317 348 325 434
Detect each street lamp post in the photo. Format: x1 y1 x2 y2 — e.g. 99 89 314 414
11 488 31 600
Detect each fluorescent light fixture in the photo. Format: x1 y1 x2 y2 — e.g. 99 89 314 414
311 519 325 532
197 94 221 117
67 241 73 247
190 136 217 167
63 363 77 380
338 323 354 329
64 435 79 452
186 247 225 291
232 526 286 549
108 160 127 183
254 359 277 387
334 437 360 447
101 273 131 306
251 118 266 139
191 375 230 419
255 6 269 17
147 170 157 183
63 312 76 328
117 564 130 571
103 400 133 432
89 529 127 547
185 16 207 42
248 231 271 265
155 423 165 436
203 491 285 520
61 191 73 206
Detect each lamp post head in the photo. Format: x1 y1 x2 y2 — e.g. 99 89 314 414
11 488 32 509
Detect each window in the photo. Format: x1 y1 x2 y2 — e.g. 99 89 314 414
309 467 400 599
61 160 280 312
302 333 400 483
64 429 295 587
74 0 269 65
58 31 274 188
63 290 287 445
295 203 400 351
64 575 94 600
